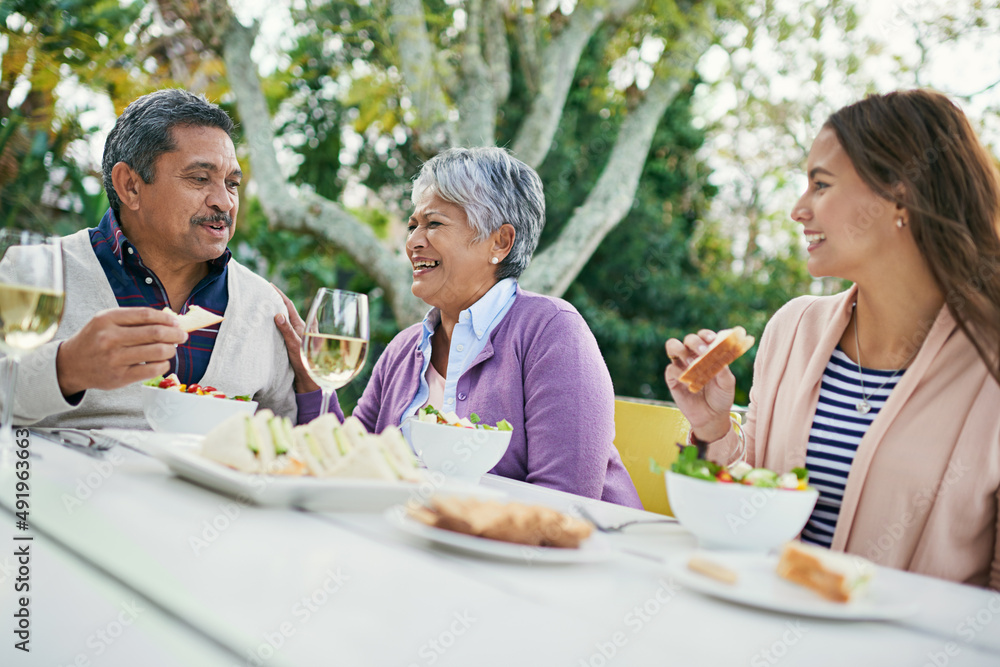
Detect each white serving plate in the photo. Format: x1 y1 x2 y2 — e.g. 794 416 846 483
385 506 613 564
150 445 452 512
667 551 920 620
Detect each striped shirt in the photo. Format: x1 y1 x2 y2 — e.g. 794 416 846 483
89 209 230 386
800 346 904 548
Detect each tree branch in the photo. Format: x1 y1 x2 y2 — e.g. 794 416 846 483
219 15 425 324
456 0 497 146
520 33 708 295
510 2 540 94
389 0 455 154
510 0 640 169
484 0 511 104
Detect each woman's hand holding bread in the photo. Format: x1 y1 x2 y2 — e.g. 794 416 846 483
665 328 753 443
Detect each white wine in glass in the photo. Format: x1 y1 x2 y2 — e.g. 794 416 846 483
301 333 369 388
0 230 65 461
0 284 64 349
301 289 369 417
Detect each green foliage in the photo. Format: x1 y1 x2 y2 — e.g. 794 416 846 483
0 0 846 412
521 26 810 405
0 0 164 233
0 110 105 235
229 198 398 413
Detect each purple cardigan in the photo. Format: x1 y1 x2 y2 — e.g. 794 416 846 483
311 286 640 507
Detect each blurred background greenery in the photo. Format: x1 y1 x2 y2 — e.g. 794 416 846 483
2 0 998 411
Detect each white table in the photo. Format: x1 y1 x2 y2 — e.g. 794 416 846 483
2 432 999 666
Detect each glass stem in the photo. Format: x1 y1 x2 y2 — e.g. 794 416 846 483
318 387 332 418
0 355 20 462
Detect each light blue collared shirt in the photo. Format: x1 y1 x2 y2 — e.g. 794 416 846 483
402 278 518 424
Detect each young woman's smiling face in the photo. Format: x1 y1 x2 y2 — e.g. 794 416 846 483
405 193 501 318
792 126 901 282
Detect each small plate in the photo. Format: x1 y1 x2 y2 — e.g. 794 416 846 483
667 551 920 620
385 506 613 564
150 444 455 512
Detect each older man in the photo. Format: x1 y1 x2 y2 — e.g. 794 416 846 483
9 89 295 428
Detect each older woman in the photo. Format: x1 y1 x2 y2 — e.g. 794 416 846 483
279 147 641 507
666 90 1000 588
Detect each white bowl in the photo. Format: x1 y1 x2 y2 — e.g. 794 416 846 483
407 420 512 481
141 385 257 435
666 471 819 551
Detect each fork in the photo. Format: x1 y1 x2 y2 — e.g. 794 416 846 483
575 504 677 533
32 428 117 458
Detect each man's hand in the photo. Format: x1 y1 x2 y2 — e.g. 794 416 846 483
272 284 320 394
55 308 188 397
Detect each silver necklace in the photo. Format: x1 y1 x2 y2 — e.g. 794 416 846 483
851 303 918 414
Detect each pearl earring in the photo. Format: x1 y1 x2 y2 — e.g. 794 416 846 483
896 218 905 229
490 257 499 264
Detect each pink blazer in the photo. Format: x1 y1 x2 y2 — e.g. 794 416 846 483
709 286 1000 588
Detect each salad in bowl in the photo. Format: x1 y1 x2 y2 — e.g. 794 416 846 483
664 446 819 551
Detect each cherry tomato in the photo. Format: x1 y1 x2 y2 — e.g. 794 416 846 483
187 384 202 394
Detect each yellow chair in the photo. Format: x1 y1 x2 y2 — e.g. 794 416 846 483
613 399 691 516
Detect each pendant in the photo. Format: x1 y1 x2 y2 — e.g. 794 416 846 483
856 399 871 415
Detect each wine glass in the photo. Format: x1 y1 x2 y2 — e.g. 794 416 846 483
0 230 65 461
300 288 369 418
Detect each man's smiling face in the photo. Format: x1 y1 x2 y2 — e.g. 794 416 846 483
127 124 241 268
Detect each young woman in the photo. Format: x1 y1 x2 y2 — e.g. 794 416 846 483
666 90 1000 588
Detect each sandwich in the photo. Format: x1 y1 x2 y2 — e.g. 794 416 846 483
166 305 225 332
200 412 421 482
201 409 307 475
201 410 263 472
775 541 874 603
677 326 755 393
307 417 422 482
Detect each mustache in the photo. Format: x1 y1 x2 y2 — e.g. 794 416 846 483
191 213 233 227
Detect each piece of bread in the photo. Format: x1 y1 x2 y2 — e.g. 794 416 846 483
410 497 593 549
775 541 874 603
687 555 738 584
678 326 755 393
168 305 224 332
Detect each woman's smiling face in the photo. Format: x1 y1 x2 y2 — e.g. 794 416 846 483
792 126 901 282
405 192 501 317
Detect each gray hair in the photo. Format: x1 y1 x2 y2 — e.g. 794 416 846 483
102 89 235 217
412 147 545 280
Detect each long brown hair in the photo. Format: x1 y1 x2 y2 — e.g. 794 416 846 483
826 89 1000 385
